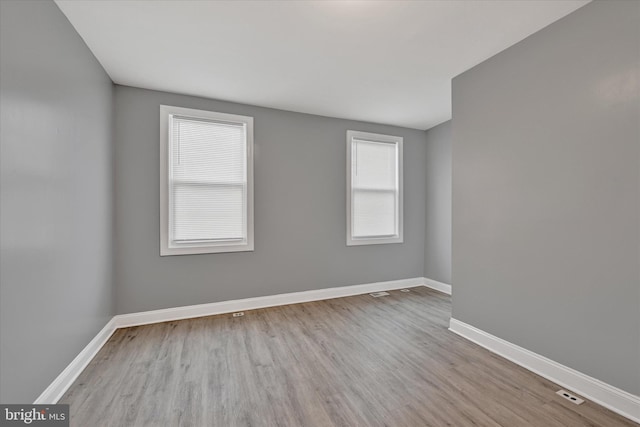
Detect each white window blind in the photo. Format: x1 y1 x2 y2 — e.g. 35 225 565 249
160 106 254 255
351 139 398 237
347 131 403 246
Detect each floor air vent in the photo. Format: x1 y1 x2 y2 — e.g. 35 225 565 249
369 292 390 297
556 390 584 405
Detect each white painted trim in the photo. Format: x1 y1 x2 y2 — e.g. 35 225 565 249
34 318 118 404
114 277 424 328
449 318 640 424
423 277 452 295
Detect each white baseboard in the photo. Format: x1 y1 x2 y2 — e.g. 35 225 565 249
423 277 452 295
449 318 640 424
114 277 425 328
34 318 118 404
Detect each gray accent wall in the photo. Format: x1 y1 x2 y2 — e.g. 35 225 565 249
0 0 114 402
424 121 452 284
452 0 639 395
114 86 427 314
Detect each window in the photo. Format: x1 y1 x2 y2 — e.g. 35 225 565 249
346 130 403 246
160 105 253 255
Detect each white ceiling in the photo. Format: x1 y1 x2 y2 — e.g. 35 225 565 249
55 0 588 130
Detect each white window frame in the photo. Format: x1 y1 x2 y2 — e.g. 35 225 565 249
346 130 403 246
160 105 254 256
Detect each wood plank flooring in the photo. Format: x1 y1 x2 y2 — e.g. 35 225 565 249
61 287 637 426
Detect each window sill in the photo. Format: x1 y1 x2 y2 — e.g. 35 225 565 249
346 236 403 246
160 242 254 256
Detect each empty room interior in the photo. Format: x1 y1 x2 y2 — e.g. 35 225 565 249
1 0 639 425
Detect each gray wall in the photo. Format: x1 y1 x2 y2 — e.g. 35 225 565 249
0 0 114 402
452 0 639 395
114 85 427 314
424 121 452 284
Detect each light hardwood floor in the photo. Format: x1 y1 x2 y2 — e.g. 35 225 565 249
62 287 637 426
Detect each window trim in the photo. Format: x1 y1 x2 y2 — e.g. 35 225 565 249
346 130 403 246
160 105 254 256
